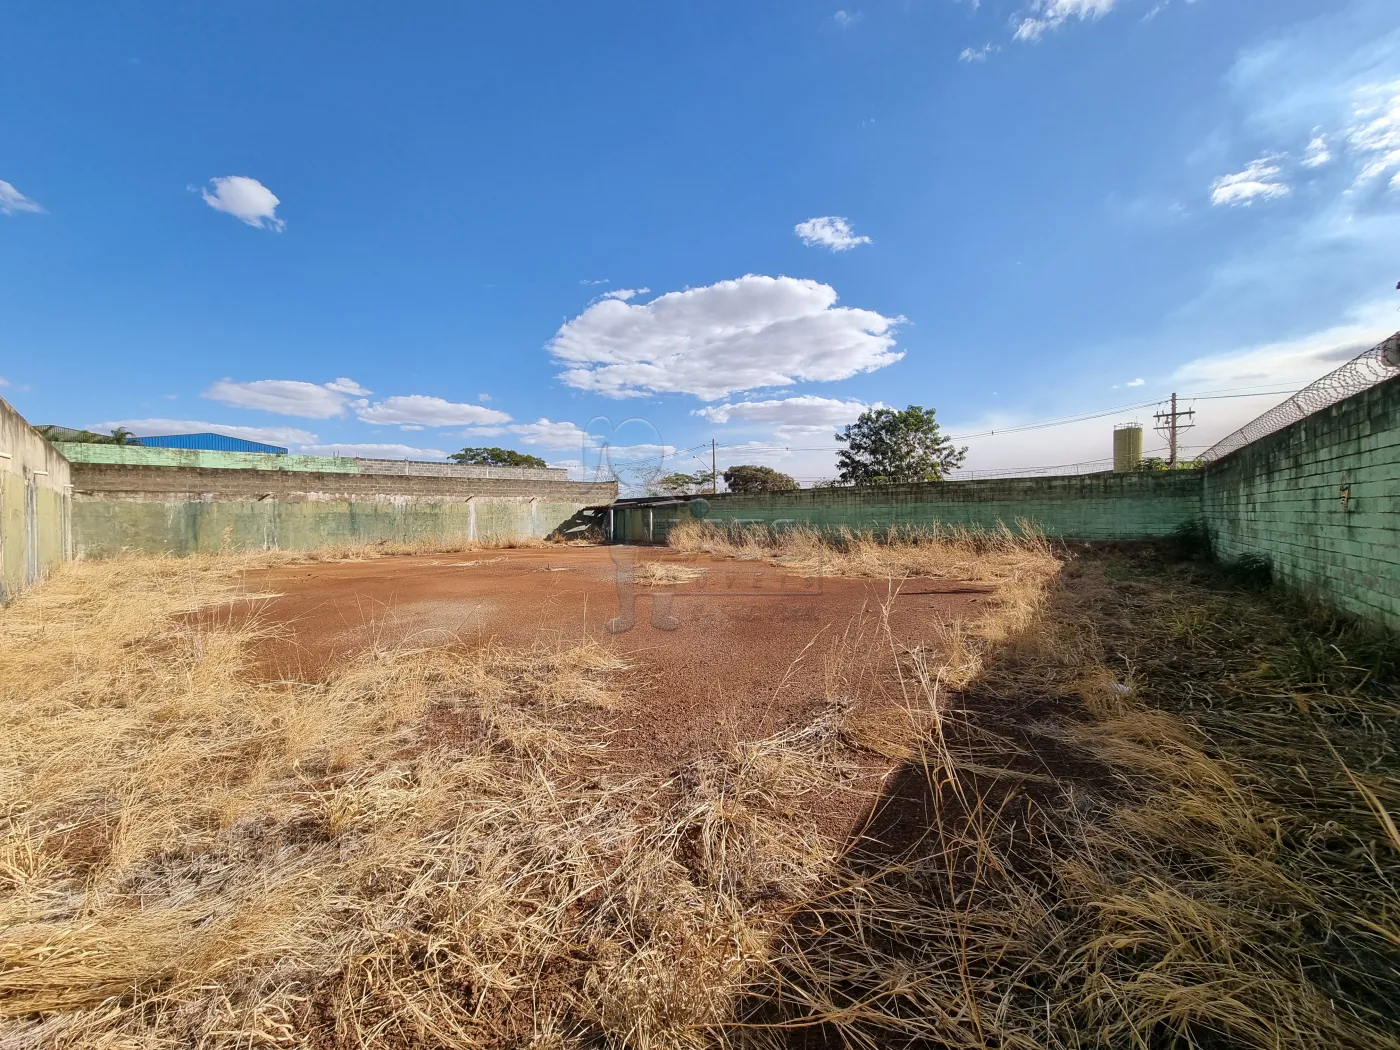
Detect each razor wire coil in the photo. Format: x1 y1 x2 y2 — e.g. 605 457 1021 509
1199 331 1400 462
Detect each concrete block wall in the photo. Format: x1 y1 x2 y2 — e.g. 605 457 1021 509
1202 375 1400 631
616 470 1204 544
0 398 72 601
57 443 568 480
70 463 617 556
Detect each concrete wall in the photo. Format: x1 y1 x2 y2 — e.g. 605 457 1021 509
70 463 616 556
615 471 1204 543
1 398 72 601
57 443 569 480
1202 375 1400 631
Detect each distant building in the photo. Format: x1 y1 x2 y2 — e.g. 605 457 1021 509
137 433 288 455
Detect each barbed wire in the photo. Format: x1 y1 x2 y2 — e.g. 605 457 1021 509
1199 331 1400 462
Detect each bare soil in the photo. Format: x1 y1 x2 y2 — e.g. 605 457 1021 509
237 545 994 838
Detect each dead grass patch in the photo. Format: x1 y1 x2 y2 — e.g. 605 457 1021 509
634 562 709 587
5 539 1394 1049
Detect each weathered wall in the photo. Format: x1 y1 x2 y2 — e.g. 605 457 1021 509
57 443 569 480
1 398 72 601
71 463 616 556
1202 375 1400 631
614 471 1204 543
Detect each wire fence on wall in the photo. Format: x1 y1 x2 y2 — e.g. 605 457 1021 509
1199 331 1400 463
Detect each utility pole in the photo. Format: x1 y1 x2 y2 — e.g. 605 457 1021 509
711 439 717 494
1153 393 1196 466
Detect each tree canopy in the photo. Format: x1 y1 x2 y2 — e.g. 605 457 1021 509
835 405 967 485
654 470 714 496
449 446 548 468
721 464 798 494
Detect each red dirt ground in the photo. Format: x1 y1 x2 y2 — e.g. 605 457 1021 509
238 546 994 834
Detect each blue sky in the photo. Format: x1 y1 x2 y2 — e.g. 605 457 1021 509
2 0 1398 483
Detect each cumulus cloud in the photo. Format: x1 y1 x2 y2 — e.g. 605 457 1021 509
0 180 43 216
298 443 448 459
692 395 875 429
1125 377 1145 387
355 394 512 427
602 287 649 301
550 274 904 400
1209 156 1291 206
200 176 285 231
959 43 999 62
499 419 592 449
1013 0 1120 41
88 419 319 447
794 216 872 251
205 378 369 419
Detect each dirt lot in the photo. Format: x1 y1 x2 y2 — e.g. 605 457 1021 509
242 546 994 831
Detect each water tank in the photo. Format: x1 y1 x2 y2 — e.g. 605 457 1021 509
1113 424 1143 472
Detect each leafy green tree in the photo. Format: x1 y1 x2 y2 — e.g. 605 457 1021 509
656 470 712 496
721 464 798 494
835 405 966 485
449 446 548 468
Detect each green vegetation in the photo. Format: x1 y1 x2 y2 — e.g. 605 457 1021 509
448 446 548 468
835 404 967 485
721 464 798 494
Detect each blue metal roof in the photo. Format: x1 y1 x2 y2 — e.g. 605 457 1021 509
136 433 289 455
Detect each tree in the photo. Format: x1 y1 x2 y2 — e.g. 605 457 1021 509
835 405 966 485
722 464 798 494
656 470 712 496
449 446 548 468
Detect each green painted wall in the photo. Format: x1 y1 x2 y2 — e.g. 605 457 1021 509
57 443 360 472
616 471 1204 544
72 497 585 555
1 398 72 602
1201 375 1400 632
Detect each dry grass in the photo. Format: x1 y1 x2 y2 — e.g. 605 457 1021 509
633 561 709 587
667 519 1058 585
3 537 1397 1049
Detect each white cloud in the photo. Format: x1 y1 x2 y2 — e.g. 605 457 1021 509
204 378 368 418
602 287 650 300
478 393 491 401
200 176 285 231
355 394 512 427
794 215 872 251
1173 301 1397 387
1302 134 1333 168
1209 156 1291 206
550 274 904 400
1013 0 1120 42
88 418 318 447
1125 377 1145 387
497 418 592 450
324 377 372 395
299 443 448 460
959 43 1000 62
832 9 862 27
1346 80 1400 187
0 376 8 387
692 395 875 429
0 180 43 216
